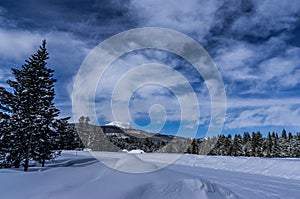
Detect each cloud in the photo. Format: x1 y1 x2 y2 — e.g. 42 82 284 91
226 105 300 129
0 29 43 61
231 0 300 39
225 97 300 129
128 0 221 42
258 47 300 88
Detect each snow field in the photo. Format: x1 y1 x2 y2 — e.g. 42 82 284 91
0 151 299 199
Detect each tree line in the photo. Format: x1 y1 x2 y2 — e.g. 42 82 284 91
187 129 300 158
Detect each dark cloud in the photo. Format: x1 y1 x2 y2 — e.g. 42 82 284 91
0 0 136 43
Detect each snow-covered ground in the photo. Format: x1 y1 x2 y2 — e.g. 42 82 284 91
0 151 299 199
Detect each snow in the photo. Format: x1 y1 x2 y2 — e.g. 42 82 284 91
0 151 300 199
83 148 92 152
114 154 157 173
174 154 300 180
128 149 145 154
105 121 132 129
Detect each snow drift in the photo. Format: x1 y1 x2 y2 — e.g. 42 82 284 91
126 178 238 199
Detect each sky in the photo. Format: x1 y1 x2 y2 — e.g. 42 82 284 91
0 0 300 137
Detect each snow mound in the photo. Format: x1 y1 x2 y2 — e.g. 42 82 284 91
114 154 157 173
105 121 132 129
128 149 145 154
126 178 239 199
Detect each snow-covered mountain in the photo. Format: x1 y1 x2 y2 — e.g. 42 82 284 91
105 121 132 129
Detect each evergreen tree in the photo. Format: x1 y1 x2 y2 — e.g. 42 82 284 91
55 118 76 150
191 138 198 154
224 134 232 156
242 132 251 156
281 129 287 139
271 132 280 157
231 134 243 156
279 129 289 157
0 40 67 170
217 135 227 155
294 133 300 157
209 135 223 155
264 132 273 157
251 132 263 157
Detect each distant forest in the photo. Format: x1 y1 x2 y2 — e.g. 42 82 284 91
60 119 300 159
189 129 300 158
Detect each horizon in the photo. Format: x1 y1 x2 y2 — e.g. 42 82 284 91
0 0 300 138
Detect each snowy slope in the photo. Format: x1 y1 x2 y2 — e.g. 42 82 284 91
0 151 299 199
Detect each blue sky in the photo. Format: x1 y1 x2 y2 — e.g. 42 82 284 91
0 0 300 137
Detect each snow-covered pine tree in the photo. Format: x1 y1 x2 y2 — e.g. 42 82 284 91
224 134 233 156
54 117 76 150
231 134 243 156
0 88 16 167
242 132 251 156
251 132 263 157
294 133 300 157
0 66 32 168
217 135 226 155
208 135 223 155
0 40 67 170
263 132 273 157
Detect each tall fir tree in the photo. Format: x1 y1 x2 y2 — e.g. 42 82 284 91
0 40 68 170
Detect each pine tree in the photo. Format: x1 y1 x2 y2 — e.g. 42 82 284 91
232 134 243 156
264 132 272 157
217 135 227 155
0 40 67 170
271 132 280 157
279 129 289 157
251 132 263 157
55 118 75 150
294 133 300 157
281 129 287 140
0 88 13 167
191 138 198 154
223 134 232 156
209 135 223 155
242 132 251 156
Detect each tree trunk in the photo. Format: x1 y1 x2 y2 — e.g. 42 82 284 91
14 159 20 168
24 133 32 172
24 159 29 171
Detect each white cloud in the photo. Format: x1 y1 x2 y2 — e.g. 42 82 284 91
227 97 300 109
226 105 300 129
0 29 43 61
214 42 259 81
225 97 300 129
258 47 300 87
128 0 221 42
